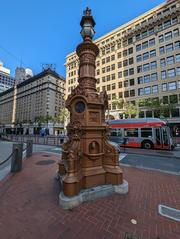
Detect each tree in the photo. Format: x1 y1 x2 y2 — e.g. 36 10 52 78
112 97 139 119
56 108 69 133
138 98 177 119
123 102 139 118
57 108 69 124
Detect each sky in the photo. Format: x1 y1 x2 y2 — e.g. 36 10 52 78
0 0 165 77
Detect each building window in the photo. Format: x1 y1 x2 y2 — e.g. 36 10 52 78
160 58 166 67
164 20 171 28
173 29 179 37
150 50 156 58
178 81 180 89
164 31 172 41
166 43 173 53
106 66 110 72
128 38 133 44
129 68 134 75
106 56 110 63
149 28 154 35
123 50 127 57
162 83 167 91
112 83 116 90
129 57 134 65
138 76 143 84
136 44 141 52
137 65 142 73
159 46 165 55
102 76 106 82
144 86 151 94
124 80 128 87
118 71 122 78
111 55 115 61
152 85 158 93
112 93 116 100
171 109 179 118
142 41 148 49
167 68 175 78
138 88 144 96
161 71 167 80
151 61 157 70
96 69 100 75
169 95 178 104
143 52 149 61
174 41 180 49
111 64 115 70
137 55 142 62
166 56 174 65
172 17 178 24
102 67 105 74
119 92 123 98
149 38 155 47
176 54 180 63
129 79 134 86
151 73 157 81
130 89 135 97
143 63 150 71
168 82 176 90
136 34 141 41
142 30 148 38
123 70 128 77
107 85 111 91
159 35 164 43
118 61 122 68
176 67 180 76
123 60 128 67
144 75 150 83
128 47 133 54
111 73 115 80
102 58 105 64
106 75 111 81
124 91 129 98
118 82 122 88
117 52 122 58
163 96 168 104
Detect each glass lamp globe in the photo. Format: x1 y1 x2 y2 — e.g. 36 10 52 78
81 21 95 39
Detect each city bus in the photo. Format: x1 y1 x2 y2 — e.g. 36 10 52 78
108 118 175 150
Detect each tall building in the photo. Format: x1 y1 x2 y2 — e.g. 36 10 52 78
0 68 65 135
65 0 180 132
15 67 33 84
0 61 15 93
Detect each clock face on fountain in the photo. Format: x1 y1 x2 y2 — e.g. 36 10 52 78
75 101 86 113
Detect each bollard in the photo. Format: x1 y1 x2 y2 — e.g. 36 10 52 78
11 143 23 172
26 140 33 158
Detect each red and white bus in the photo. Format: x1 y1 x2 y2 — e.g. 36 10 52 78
108 118 175 150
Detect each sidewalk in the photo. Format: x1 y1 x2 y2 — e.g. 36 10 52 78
123 146 180 159
0 152 180 239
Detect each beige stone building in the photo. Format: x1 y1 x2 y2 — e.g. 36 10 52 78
0 68 65 135
65 0 180 134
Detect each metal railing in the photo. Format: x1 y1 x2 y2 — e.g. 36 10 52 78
0 140 33 176
2 134 64 146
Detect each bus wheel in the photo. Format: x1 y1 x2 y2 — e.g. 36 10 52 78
142 140 154 149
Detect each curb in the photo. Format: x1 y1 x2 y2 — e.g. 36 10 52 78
125 151 180 160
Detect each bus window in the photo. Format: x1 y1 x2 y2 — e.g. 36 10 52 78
124 128 138 137
110 129 117 136
141 128 152 138
162 127 168 146
117 129 122 137
155 128 161 145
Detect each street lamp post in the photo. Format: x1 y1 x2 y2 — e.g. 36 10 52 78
59 8 125 202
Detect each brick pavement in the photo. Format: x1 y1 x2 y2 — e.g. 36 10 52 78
0 152 180 239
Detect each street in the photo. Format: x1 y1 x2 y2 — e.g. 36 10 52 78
0 140 180 180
